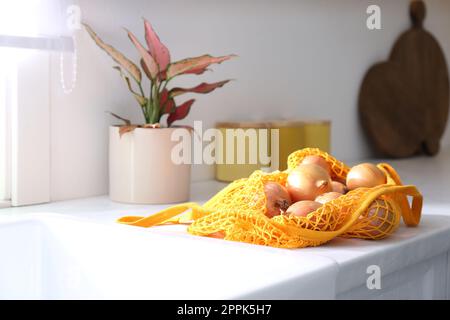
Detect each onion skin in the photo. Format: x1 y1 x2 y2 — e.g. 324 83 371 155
364 199 396 237
346 163 386 190
286 201 322 218
264 182 292 218
331 181 348 194
315 192 342 204
301 155 331 175
208 231 225 239
287 164 332 201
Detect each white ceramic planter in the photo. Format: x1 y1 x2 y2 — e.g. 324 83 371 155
109 126 191 204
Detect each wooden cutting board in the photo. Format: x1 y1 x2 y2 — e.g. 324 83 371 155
359 0 449 157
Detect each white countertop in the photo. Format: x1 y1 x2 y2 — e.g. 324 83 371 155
2 149 450 299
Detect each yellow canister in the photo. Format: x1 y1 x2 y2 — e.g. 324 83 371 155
215 122 272 182
215 120 330 181
273 120 330 171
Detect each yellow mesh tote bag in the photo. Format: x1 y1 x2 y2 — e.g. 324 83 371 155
117 148 422 249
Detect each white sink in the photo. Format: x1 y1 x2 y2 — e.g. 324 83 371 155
0 214 337 299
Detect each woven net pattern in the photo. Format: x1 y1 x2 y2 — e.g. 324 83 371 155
117 148 422 249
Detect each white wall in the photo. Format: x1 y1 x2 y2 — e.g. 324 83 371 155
49 0 450 201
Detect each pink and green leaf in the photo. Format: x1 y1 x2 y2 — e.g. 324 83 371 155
83 23 142 83
143 19 171 72
113 66 146 106
106 111 132 126
119 125 138 137
167 99 195 127
159 89 175 114
170 80 231 98
166 54 236 79
140 58 152 80
126 28 159 80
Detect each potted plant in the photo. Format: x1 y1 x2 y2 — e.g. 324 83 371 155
84 19 235 204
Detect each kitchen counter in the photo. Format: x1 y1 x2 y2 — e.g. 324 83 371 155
2 150 450 299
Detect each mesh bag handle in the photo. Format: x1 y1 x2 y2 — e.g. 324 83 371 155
117 202 212 227
377 163 421 226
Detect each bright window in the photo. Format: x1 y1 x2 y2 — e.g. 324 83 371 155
0 0 76 207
